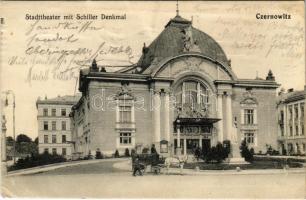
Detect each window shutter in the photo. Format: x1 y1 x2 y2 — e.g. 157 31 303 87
241 109 244 124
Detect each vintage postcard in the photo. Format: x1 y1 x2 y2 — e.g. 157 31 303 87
0 1 305 198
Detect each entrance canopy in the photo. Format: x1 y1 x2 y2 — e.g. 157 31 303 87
174 117 220 126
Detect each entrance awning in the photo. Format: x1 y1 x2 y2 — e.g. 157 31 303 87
174 117 221 126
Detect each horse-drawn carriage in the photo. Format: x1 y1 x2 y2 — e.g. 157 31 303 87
132 153 187 175
133 153 166 174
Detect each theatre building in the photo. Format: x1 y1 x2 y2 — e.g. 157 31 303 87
71 14 279 157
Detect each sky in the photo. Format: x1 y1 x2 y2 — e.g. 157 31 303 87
0 1 305 139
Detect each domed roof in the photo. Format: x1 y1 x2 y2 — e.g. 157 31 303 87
136 15 229 73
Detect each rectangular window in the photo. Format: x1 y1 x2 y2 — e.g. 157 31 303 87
244 109 254 125
62 148 66 156
295 126 299 136
120 132 132 144
289 106 293 120
44 135 48 143
44 148 49 153
61 121 66 131
52 135 56 143
51 108 56 116
303 143 306 152
244 132 254 144
280 126 284 136
52 121 56 131
289 126 293 136
61 109 66 116
43 121 48 130
119 106 132 123
52 148 57 155
43 108 48 116
301 104 304 120
294 105 299 120
301 125 304 135
62 135 66 143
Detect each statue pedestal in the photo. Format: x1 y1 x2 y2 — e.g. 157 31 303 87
228 143 249 165
1 161 7 177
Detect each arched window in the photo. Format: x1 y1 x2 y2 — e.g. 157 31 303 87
175 80 210 111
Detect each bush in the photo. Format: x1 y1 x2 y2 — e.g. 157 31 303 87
240 139 254 162
95 149 104 159
124 148 130 157
8 152 66 171
201 142 230 163
114 149 120 158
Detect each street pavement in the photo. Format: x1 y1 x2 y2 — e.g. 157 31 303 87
2 159 306 198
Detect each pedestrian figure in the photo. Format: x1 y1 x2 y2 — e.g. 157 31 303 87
151 144 157 154
133 157 143 176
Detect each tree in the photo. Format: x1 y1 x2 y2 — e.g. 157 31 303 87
95 148 103 159
240 139 254 162
16 134 32 143
114 149 120 158
124 148 130 157
34 137 38 145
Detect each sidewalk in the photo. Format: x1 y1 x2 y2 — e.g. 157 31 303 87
113 160 306 176
6 158 129 177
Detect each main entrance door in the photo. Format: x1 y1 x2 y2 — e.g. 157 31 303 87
186 139 199 154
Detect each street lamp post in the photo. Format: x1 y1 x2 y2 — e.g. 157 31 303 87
3 90 16 164
2 115 7 175
176 119 181 155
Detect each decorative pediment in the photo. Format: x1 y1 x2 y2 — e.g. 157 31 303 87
114 82 135 100
240 91 258 105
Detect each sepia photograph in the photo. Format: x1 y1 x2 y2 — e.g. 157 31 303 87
0 1 305 198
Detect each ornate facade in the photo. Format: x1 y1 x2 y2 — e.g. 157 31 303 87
71 15 279 157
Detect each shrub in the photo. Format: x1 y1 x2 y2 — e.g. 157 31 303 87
95 149 104 159
201 142 230 164
8 152 66 171
114 149 120 158
240 139 254 162
124 148 130 157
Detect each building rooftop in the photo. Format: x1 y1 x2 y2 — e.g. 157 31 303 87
36 94 81 106
134 15 229 74
277 90 305 104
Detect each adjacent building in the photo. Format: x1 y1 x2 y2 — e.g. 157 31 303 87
277 89 306 155
37 95 80 159
71 14 280 158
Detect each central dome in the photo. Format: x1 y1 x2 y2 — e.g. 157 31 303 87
136 15 230 73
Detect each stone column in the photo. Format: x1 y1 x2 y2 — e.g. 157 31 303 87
298 103 301 136
164 91 170 142
199 135 203 148
176 125 181 155
153 90 161 146
217 93 224 142
183 138 187 155
292 104 295 137
225 93 233 140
